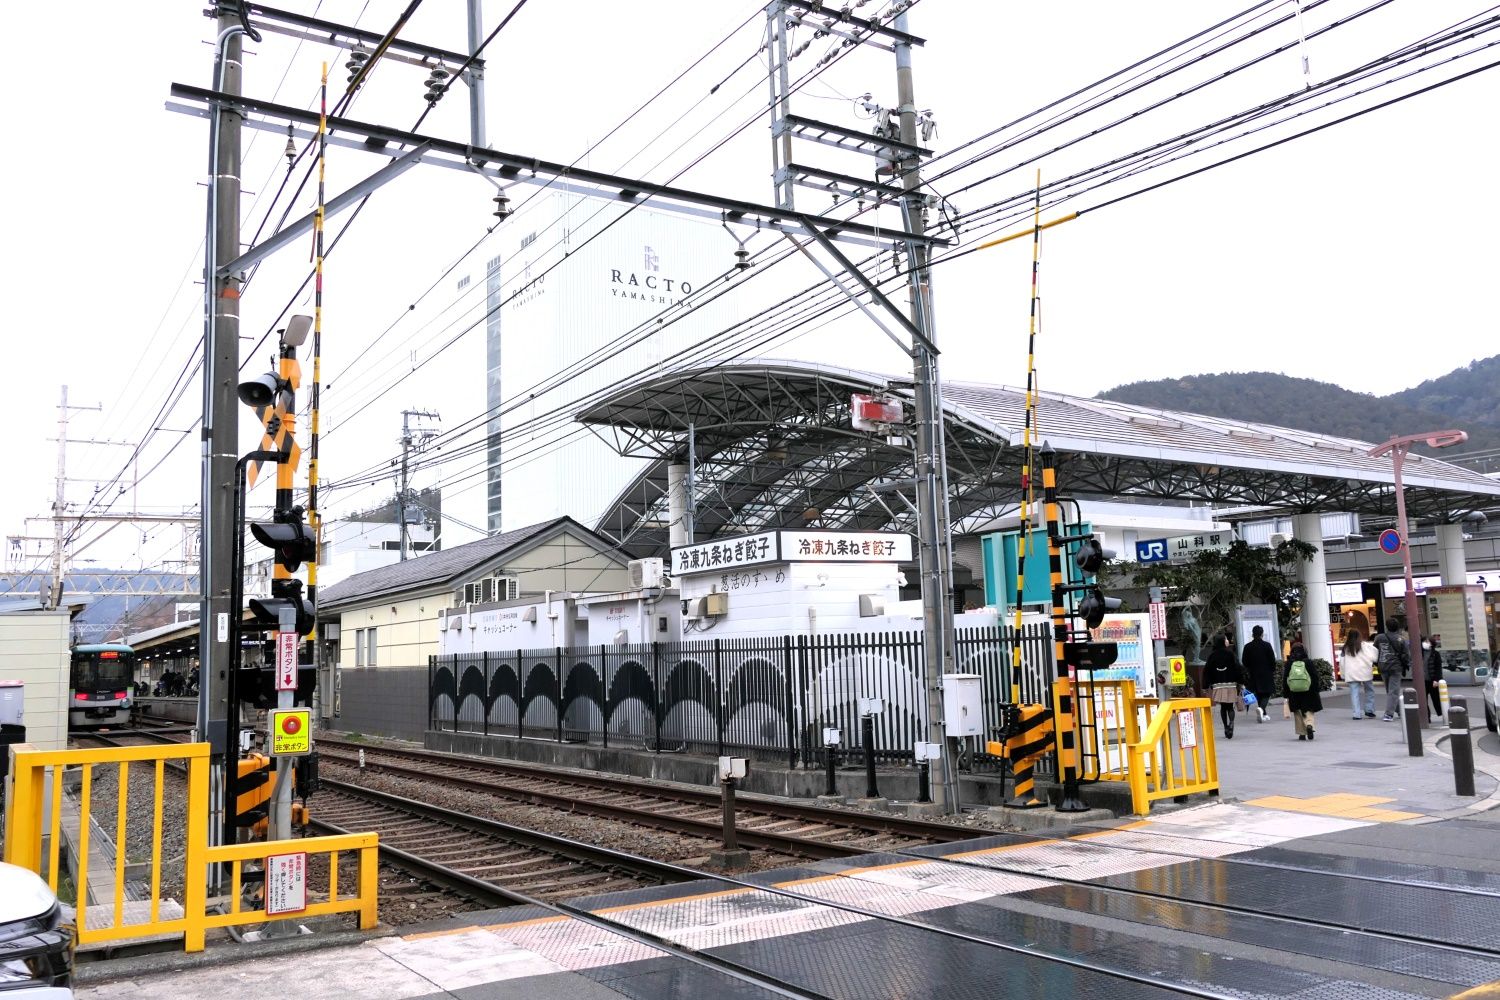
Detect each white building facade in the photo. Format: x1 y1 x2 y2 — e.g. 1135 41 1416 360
488 192 742 535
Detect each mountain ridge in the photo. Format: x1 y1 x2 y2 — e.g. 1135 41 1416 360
1097 357 1500 458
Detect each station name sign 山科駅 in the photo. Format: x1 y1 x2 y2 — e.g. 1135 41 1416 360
671 530 913 576
1135 530 1234 565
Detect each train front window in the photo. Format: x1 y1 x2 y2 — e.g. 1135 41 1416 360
72 653 133 691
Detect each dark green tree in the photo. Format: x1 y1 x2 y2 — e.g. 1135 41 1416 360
1118 538 1317 644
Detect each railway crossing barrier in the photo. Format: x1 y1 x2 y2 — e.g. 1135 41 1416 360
1126 698 1219 816
4 741 379 951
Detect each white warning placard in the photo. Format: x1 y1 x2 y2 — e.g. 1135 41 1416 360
276 631 298 691
1177 709 1199 750
266 851 308 916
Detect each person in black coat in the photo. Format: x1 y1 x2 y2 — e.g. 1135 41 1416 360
1424 635 1445 715
1203 632 1245 739
1285 642 1323 741
1241 625 1278 723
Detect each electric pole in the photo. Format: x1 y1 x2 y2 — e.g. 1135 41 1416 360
397 409 440 561
894 10 958 812
199 7 256 856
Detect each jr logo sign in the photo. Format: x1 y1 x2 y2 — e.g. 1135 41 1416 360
1136 539 1168 563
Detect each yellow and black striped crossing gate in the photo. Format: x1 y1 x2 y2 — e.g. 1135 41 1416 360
987 702 1054 808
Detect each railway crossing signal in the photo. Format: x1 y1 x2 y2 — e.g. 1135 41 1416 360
251 516 316 572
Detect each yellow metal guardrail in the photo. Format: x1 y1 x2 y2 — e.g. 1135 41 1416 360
1126 698 1219 816
3 742 377 951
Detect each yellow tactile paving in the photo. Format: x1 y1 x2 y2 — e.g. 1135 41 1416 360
1244 793 1425 822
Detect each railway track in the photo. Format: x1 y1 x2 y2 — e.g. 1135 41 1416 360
316 737 983 860
310 780 694 905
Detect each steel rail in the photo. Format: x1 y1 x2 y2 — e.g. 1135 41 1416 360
320 748 863 860
317 778 696 887
316 737 976 843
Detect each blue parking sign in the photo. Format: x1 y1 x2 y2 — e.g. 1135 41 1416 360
1136 538 1168 563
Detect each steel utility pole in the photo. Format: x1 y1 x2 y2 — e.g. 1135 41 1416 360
397 409 440 561
894 11 958 812
199 7 257 856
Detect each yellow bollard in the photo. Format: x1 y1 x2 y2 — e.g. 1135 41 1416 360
1438 678 1450 720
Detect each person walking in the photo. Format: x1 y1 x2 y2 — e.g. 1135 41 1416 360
1373 619 1410 721
1203 631 1245 739
1241 625 1278 723
1424 635 1445 716
1284 641 1323 740
1341 629 1378 720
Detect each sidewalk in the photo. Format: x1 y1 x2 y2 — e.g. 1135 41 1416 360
1210 685 1499 822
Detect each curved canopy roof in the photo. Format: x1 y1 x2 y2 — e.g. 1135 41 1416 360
578 360 1500 554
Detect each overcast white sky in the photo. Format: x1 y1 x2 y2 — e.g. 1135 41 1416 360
2 0 1495 573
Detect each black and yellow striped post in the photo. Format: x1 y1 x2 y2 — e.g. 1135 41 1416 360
987 702 1053 808
992 173 1055 808
307 63 328 647
1043 443 1089 812
1008 169 1044 705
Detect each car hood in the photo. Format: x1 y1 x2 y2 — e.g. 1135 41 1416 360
0 863 57 924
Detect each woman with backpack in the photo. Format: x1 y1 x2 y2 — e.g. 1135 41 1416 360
1203 631 1245 739
1341 629 1378 720
1285 641 1323 740
1373 619 1410 721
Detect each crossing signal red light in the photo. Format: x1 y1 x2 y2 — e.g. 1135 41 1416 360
251 519 317 572
1073 535 1115 576
248 578 314 637
1077 587 1122 630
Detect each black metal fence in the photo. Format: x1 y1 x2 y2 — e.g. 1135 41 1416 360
429 624 1054 769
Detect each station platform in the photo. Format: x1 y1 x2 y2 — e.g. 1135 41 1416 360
80 797 1500 1000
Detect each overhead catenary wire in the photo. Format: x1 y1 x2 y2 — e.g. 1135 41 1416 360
316 0 1404 494
66 2 1497 562
376 28 1500 519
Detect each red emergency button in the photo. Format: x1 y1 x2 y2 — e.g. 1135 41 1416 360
281 715 302 736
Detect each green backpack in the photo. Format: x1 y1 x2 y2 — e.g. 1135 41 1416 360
1285 660 1312 693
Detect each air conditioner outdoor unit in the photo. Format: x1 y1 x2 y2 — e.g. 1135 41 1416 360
629 557 667 590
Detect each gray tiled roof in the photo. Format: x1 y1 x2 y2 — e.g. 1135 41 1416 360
318 516 592 610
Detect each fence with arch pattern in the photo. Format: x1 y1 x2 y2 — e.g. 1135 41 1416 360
428 624 1054 768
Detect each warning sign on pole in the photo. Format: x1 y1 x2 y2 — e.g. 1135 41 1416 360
276 631 298 691
1148 602 1168 641
265 852 308 915
269 708 312 756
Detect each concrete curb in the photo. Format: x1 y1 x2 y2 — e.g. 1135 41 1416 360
73 923 398 986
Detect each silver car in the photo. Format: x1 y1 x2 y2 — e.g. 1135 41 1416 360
0 861 72 997
1481 653 1499 732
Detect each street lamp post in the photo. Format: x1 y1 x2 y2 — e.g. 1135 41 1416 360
1368 429 1468 726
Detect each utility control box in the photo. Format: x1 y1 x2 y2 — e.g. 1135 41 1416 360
941 673 984 737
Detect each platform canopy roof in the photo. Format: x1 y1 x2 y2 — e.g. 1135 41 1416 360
578 360 1500 555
